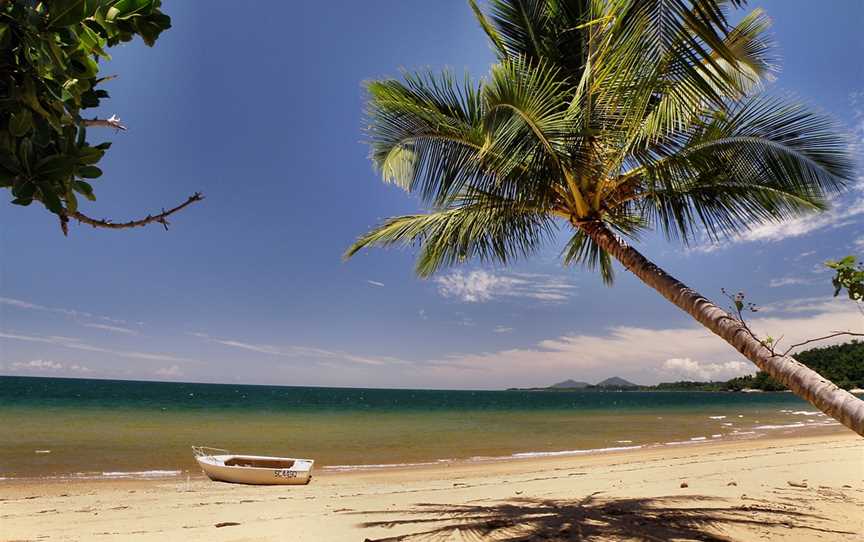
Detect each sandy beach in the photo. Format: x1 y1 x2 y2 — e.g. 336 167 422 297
2 431 861 541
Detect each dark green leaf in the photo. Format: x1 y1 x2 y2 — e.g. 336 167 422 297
73 180 97 201
35 155 77 181
12 182 36 200
65 188 79 213
9 111 34 137
50 0 89 28
41 188 64 214
78 165 103 178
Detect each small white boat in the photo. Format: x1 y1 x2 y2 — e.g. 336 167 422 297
192 446 314 485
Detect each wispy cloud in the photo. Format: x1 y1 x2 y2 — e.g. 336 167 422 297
82 323 138 335
493 325 513 333
0 296 128 325
212 339 282 355
366 280 385 287
768 276 815 288
0 331 197 363
193 334 404 366
435 270 576 303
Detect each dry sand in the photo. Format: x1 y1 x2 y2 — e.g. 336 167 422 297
2 432 862 541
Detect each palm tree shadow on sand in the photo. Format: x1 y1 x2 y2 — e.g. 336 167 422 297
351 493 855 541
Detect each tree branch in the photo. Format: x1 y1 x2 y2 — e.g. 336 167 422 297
82 114 126 131
779 332 864 357
720 289 864 358
68 192 204 232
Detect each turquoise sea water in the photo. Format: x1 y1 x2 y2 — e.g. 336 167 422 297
0 376 841 480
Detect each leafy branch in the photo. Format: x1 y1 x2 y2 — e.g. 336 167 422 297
1 0 201 234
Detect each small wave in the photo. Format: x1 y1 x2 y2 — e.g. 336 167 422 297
689 437 707 441
511 445 642 458
711 434 722 438
754 422 809 430
664 440 703 445
324 460 447 471
615 440 633 444
721 422 733 426
99 470 182 479
708 416 726 420
788 410 822 416
3 470 185 481
34 450 51 454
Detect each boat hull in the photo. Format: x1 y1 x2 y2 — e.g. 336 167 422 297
195 454 313 485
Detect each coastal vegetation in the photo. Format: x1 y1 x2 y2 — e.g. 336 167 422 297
0 1 200 234
345 0 864 434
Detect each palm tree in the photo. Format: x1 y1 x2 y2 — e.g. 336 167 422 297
345 0 864 435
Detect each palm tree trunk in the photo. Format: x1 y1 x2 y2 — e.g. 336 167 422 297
582 222 864 436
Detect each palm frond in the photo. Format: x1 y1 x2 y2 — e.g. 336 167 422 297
479 0 552 62
366 71 490 205
624 95 854 241
345 191 555 277
482 56 574 171
562 229 615 284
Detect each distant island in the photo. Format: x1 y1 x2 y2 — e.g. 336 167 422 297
511 376 641 392
509 341 864 392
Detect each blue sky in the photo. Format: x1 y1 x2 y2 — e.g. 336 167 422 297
1 1 862 388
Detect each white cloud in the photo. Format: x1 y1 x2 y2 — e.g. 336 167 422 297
692 195 864 253
854 237 864 249
659 358 751 381
82 323 138 335
418 297 862 387
155 365 183 378
366 280 385 287
493 326 514 334
737 198 864 242
8 359 92 374
0 331 197 363
435 270 575 303
12 359 64 371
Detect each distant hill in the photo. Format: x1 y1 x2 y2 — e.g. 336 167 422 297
549 379 591 389
596 376 639 388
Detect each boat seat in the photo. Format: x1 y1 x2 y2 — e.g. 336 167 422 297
224 457 296 469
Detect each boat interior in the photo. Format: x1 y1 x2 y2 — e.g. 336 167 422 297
223 456 296 469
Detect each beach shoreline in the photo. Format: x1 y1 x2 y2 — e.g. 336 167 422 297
3 431 861 541
0 420 845 484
